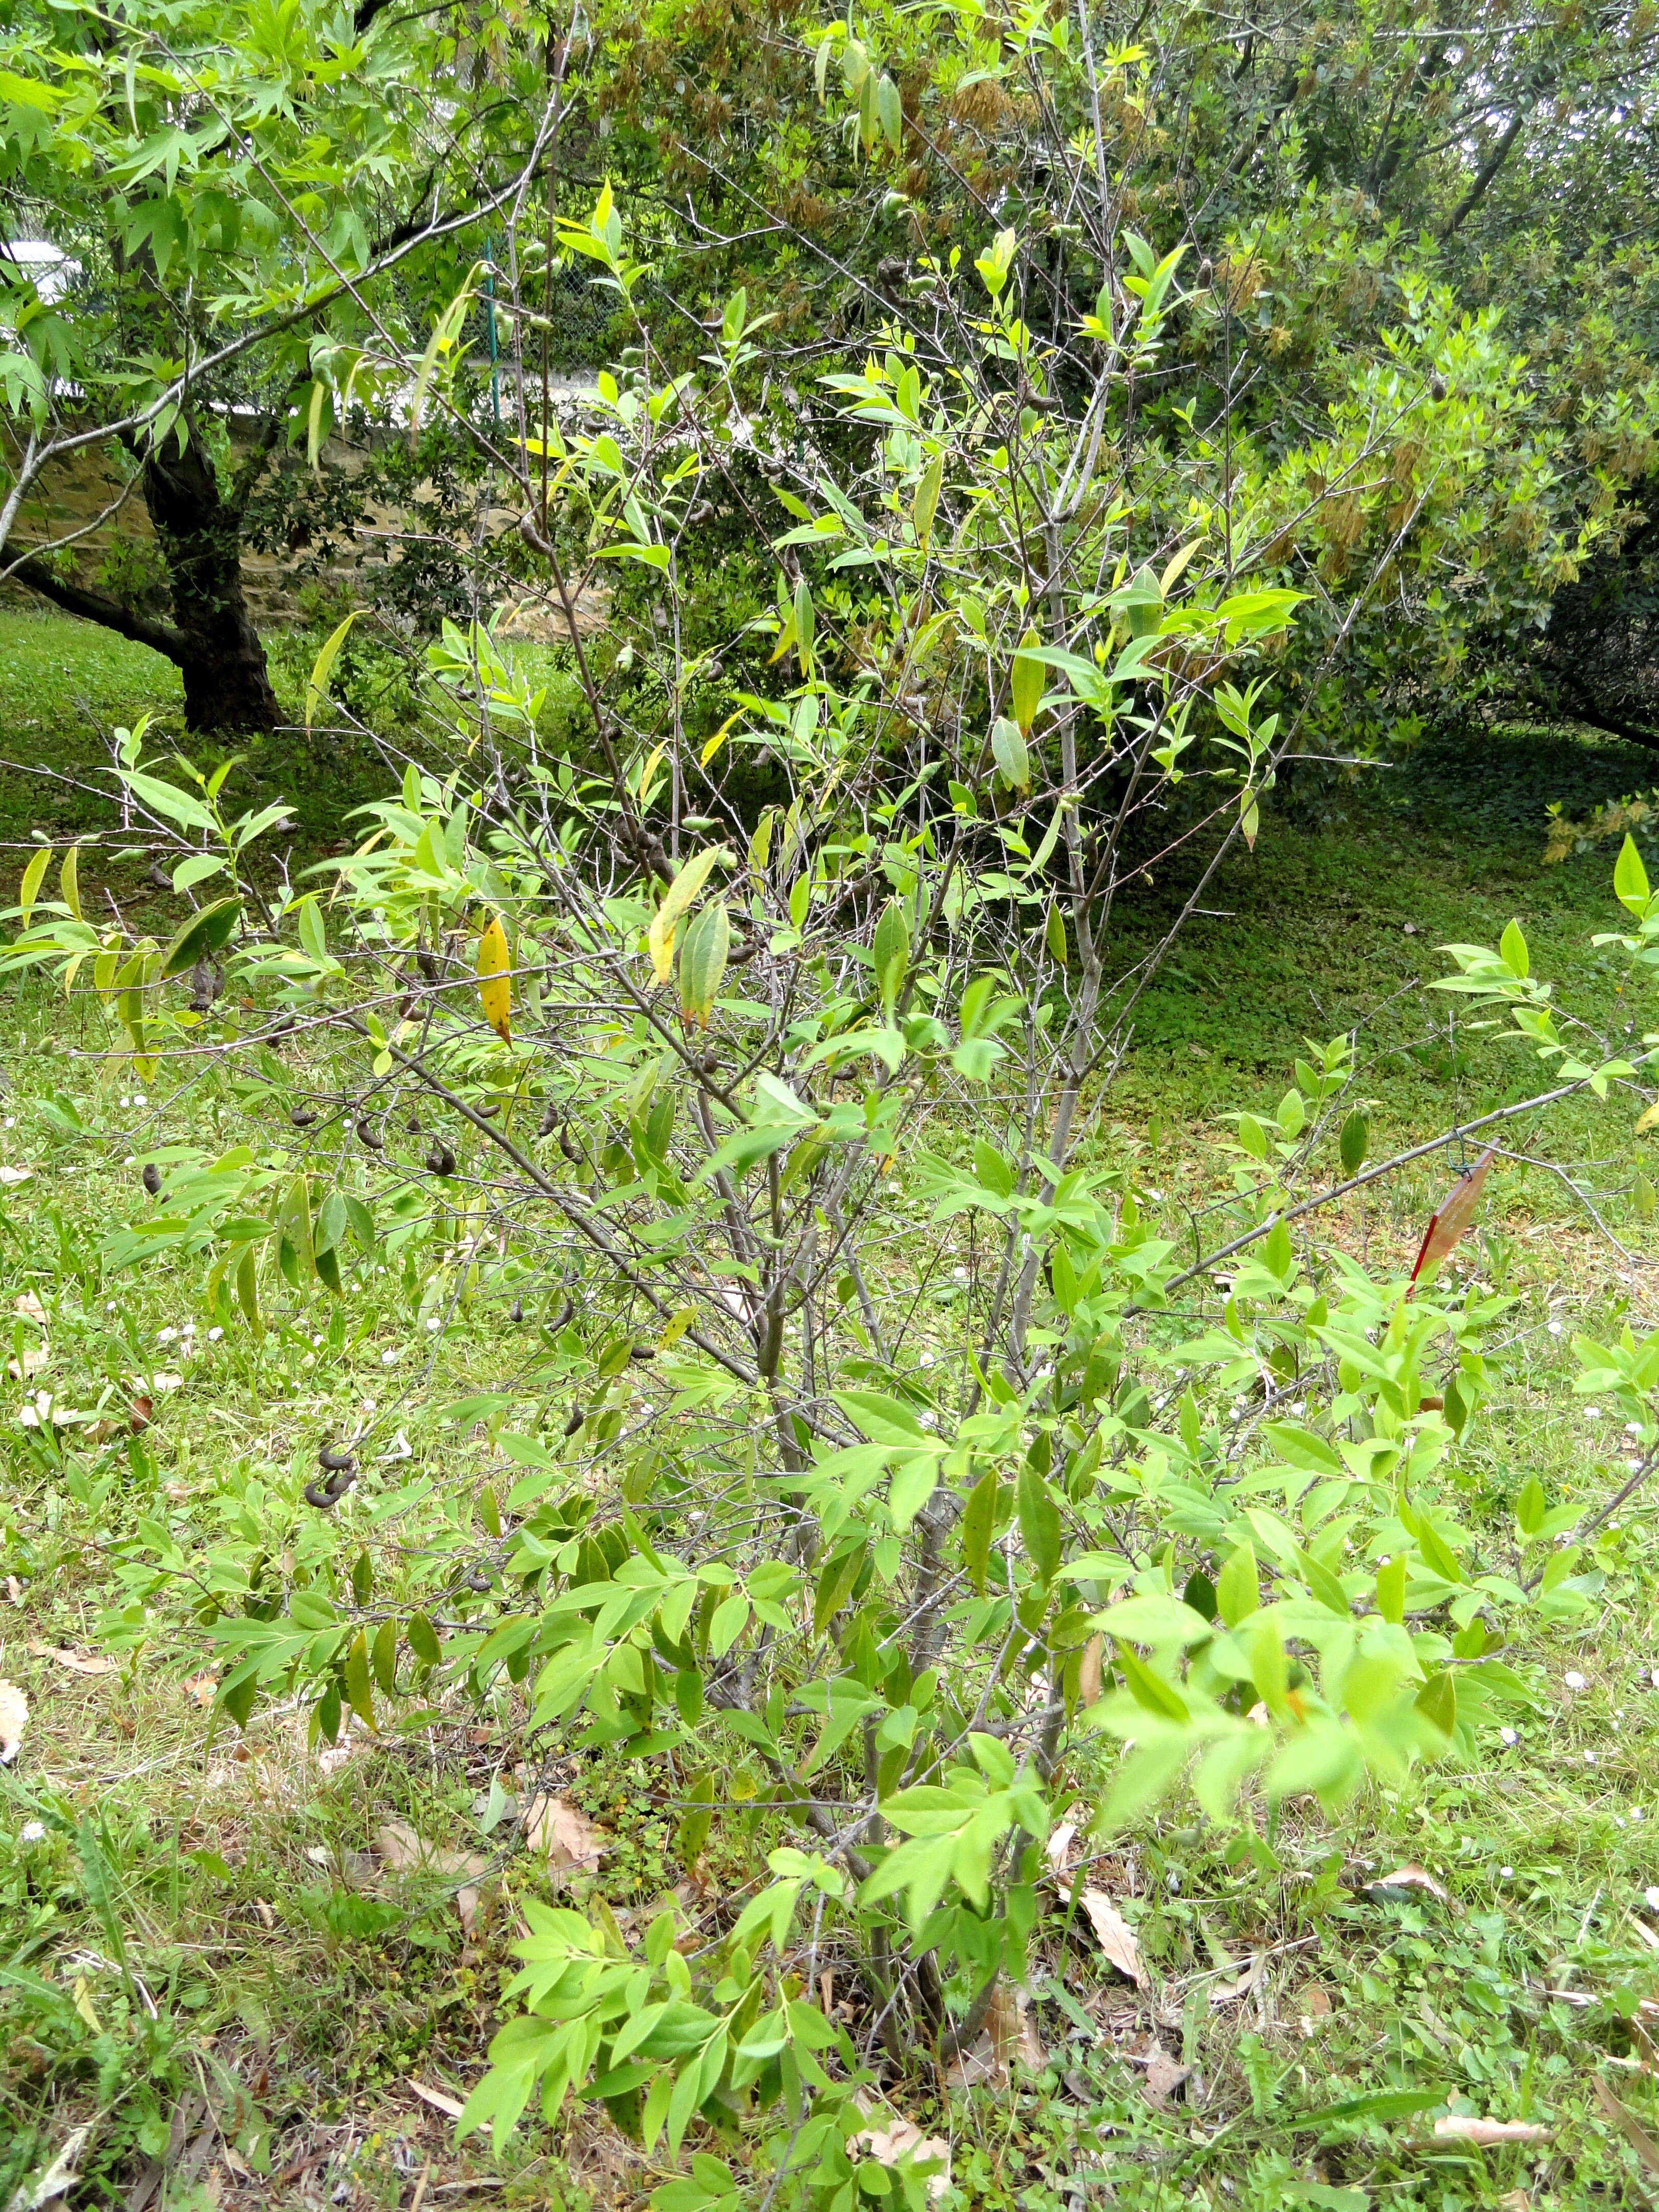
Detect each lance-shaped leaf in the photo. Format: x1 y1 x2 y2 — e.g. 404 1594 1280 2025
1408 1145 1497 1288
1010 626 1045 733
678 898 730 1030
648 847 731 984
476 912 512 1041
305 610 356 731
873 897 910 1018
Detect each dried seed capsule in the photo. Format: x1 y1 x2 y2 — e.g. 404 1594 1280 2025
356 1118 384 1150
426 1143 457 1178
290 1105 318 1128
141 1163 161 1196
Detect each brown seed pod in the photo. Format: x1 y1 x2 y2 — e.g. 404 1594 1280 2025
426 1143 457 1178
141 1163 161 1196
509 1298 524 1324
356 1118 384 1150
563 1401 585 1437
290 1105 318 1128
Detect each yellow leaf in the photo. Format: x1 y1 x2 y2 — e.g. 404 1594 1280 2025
647 846 731 985
1635 1097 1659 1135
476 913 512 1041
17 844 49 927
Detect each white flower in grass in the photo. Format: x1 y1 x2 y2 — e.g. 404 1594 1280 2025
19 1821 45 1844
1501 1728 1519 1746
1564 1672 1587 1690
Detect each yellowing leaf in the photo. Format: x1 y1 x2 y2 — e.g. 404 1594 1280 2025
17 844 49 928
476 914 512 1042
648 846 731 984
1080 1889 1146 1985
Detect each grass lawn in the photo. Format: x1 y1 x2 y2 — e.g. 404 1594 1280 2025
5 607 1659 2209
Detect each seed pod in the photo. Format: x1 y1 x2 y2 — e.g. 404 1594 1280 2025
290 1105 318 1128
406 1114 422 1134
318 1444 356 1474
509 1298 524 1324
537 1096 561 1137
356 1118 384 1150
563 1401 585 1437
426 1142 457 1178
141 1162 161 1196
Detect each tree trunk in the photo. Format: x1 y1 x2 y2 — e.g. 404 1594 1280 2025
140 415 281 734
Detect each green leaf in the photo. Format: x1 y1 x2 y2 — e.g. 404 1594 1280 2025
833 1389 927 1444
962 1466 998 1594
407 1613 442 1668
1016 1462 1061 1585
873 898 911 1019
1010 627 1044 733
876 71 902 155
1338 1110 1369 1177
305 610 357 731
1516 1475 1546 1537
1499 917 1528 979
1216 1541 1259 1627
1415 1667 1456 1741
1292 2087 1448 2130
160 897 240 980
912 452 943 542
678 899 730 1031
991 716 1030 792
1616 832 1651 917
1375 1555 1406 1624
343 1630 375 1732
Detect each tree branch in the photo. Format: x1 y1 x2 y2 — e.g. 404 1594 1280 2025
7 555 188 664
1442 105 1527 237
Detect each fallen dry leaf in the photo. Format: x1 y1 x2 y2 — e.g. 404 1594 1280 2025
851 2111 950 2201
408 2078 465 2120
1143 2053 1190 2105
0 1164 33 1185
376 1820 492 1937
28 1641 118 1676
1045 1820 1078 1876
1303 1981 1332 2017
0 1678 26 1763
522 1794 609 1879
7 1292 48 1380
183 1674 217 1707
1077 1633 1105 1707
1369 1862 1450 1902
1080 1889 1146 1987
12 2120 92 2211
985 1981 1045 2075
1210 1952 1266 2007
1596 2071 1659 2178
1431 2117 1550 2147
